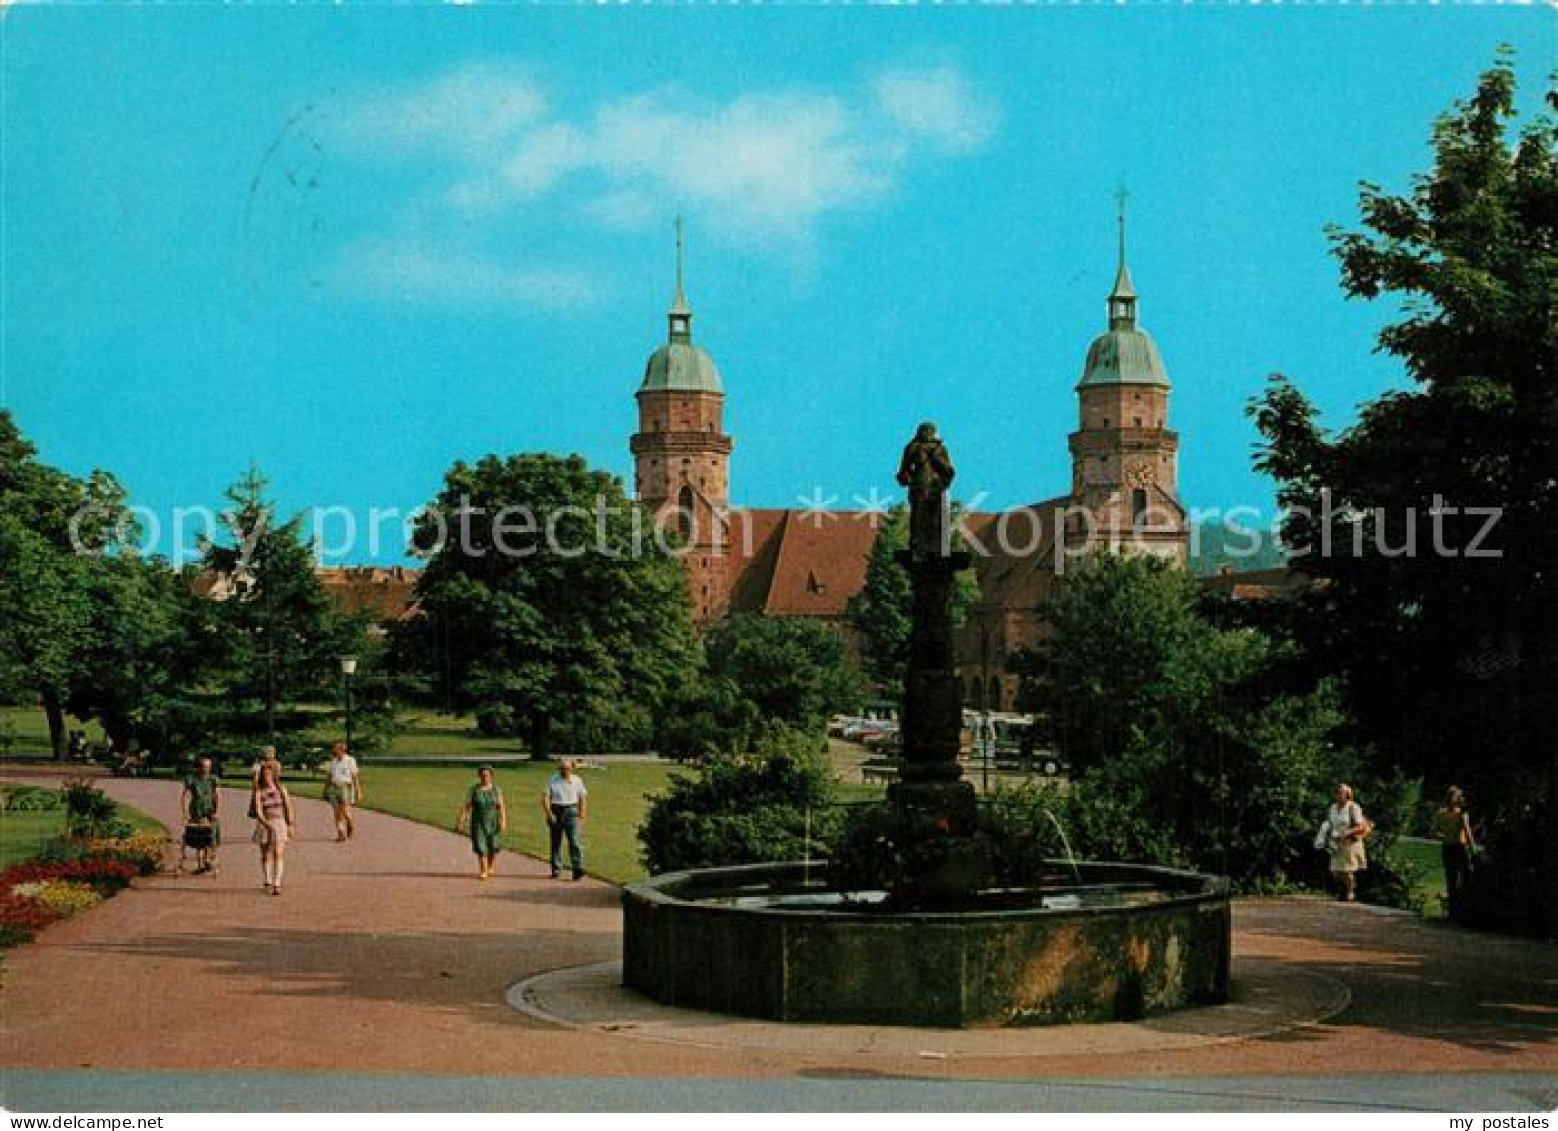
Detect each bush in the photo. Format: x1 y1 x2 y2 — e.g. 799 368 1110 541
831 783 1076 899
2 785 64 812
62 778 120 840
83 833 166 876
638 727 839 874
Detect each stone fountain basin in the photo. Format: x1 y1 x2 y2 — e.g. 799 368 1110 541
622 860 1230 1027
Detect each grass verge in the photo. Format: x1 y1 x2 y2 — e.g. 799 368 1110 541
352 762 683 885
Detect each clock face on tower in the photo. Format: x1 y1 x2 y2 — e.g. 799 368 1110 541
1126 461 1157 489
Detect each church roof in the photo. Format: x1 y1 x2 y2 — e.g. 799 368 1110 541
641 341 723 395
1078 327 1170 390
1078 197 1170 391
725 509 881 619
640 218 724 395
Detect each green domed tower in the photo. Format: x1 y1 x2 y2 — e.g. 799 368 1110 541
1065 197 1187 563
630 220 734 622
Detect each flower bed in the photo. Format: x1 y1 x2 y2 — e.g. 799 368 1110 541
3 857 138 894
1 834 167 948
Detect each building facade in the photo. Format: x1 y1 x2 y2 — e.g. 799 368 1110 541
628 214 1189 704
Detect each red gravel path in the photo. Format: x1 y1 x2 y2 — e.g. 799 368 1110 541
2 777 1552 1080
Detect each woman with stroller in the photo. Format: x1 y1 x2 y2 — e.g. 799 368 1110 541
251 760 296 896
180 756 221 874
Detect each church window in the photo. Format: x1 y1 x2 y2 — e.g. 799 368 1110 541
1134 417 1143 428
1132 488 1149 527
1103 417 1111 428
677 485 695 543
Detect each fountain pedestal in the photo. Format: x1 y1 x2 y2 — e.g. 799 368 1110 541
887 542 983 903
620 422 1232 1027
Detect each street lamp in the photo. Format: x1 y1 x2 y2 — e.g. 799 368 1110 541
339 655 358 761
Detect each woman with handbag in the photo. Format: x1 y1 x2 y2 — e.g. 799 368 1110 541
1315 782 1371 902
251 761 296 896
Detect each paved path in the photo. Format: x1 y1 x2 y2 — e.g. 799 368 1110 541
1 778 1554 1110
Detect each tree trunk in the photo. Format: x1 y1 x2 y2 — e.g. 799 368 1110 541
43 693 67 760
530 711 552 763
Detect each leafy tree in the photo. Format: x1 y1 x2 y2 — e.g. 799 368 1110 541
1032 554 1206 767
396 453 699 758
1248 54 1556 929
199 465 368 757
845 505 978 698
1030 554 1359 890
65 553 205 754
703 613 860 736
0 412 132 757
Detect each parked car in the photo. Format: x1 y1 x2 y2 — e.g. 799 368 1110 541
843 720 889 743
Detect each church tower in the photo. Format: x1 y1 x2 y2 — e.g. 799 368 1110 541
630 221 734 623
1065 197 1187 564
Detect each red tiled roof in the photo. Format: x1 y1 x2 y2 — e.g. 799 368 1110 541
760 510 883 619
315 566 420 622
725 508 790 615
965 496 1072 613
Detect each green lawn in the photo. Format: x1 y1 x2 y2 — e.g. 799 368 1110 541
0 786 166 869
0 706 107 758
357 762 684 884
1392 836 1448 917
373 712 527 760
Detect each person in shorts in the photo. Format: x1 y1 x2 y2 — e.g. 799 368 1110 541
325 742 363 842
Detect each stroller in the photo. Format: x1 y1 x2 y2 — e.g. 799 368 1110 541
178 820 217 875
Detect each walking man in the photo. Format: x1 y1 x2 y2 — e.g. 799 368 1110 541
325 742 363 842
542 758 587 880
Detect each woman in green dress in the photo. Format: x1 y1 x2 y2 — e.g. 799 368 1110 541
455 765 507 880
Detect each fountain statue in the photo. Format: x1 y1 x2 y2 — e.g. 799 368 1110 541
621 424 1231 1026
890 424 981 902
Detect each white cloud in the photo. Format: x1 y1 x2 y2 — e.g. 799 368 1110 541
871 66 998 154
330 63 549 157
325 61 997 306
499 89 894 238
330 239 604 312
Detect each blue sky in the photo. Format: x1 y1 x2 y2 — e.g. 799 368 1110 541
3 8 1550 562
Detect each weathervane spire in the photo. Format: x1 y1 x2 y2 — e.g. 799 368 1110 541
673 216 689 312
1108 186 1138 328
1115 184 1129 271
